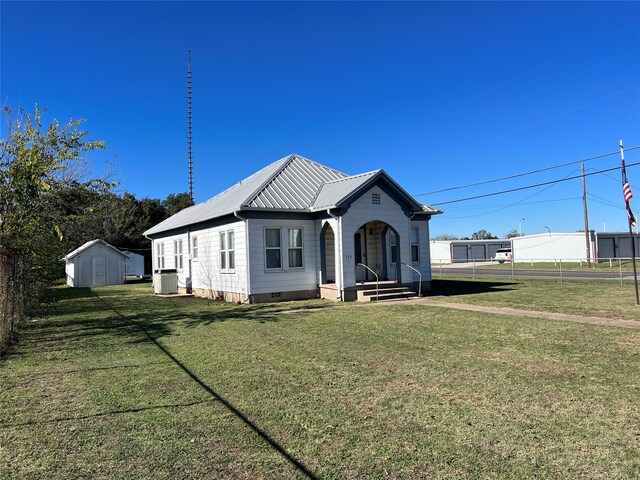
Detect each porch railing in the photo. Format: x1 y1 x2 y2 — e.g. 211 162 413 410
401 263 422 297
356 263 379 301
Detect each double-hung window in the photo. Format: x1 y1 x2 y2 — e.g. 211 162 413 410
220 230 235 271
174 239 183 270
156 242 165 269
227 231 235 270
265 228 281 269
220 232 227 270
411 227 419 263
192 236 198 261
390 233 398 264
287 228 303 268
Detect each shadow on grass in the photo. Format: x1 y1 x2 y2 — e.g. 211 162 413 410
431 278 519 297
94 292 319 479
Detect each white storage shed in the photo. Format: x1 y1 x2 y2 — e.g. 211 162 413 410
62 239 127 288
123 251 145 277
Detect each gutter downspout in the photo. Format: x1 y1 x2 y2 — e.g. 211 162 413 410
234 211 251 303
327 208 343 301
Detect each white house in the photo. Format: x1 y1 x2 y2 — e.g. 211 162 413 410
62 239 127 288
144 154 442 302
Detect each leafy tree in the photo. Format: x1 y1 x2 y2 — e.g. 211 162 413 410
433 234 460 241
0 105 108 353
163 192 194 216
506 229 520 238
471 230 498 240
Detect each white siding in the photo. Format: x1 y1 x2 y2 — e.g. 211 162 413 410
511 233 592 262
248 218 318 295
430 241 453 264
153 220 248 295
65 259 75 287
71 243 125 288
340 185 411 287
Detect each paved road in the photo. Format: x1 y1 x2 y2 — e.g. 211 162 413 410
433 266 633 280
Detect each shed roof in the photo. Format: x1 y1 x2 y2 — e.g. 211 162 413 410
62 239 127 261
144 154 441 236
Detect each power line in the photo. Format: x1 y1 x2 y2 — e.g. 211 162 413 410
415 145 640 197
431 161 640 206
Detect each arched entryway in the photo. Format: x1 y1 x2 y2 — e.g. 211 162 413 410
320 222 336 285
353 220 401 283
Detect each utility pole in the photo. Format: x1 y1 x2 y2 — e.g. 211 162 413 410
582 163 591 267
187 50 194 204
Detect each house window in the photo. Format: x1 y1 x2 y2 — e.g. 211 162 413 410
192 236 198 261
288 228 303 268
156 242 165 270
390 232 398 264
220 232 226 270
174 239 183 270
265 227 282 269
411 227 419 263
227 230 235 270
372 193 381 205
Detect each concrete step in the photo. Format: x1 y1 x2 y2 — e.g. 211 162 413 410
364 291 417 302
360 287 412 296
358 285 417 301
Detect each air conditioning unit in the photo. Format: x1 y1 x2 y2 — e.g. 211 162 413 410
153 270 178 294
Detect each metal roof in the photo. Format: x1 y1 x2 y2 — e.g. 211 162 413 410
311 170 380 210
62 239 126 261
144 154 441 236
144 154 347 235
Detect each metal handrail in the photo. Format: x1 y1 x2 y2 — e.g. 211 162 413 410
401 263 422 297
356 263 379 301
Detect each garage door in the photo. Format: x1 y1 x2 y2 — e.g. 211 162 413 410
597 238 615 260
452 245 468 263
470 245 486 261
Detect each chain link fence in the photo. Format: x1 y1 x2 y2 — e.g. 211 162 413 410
431 257 640 283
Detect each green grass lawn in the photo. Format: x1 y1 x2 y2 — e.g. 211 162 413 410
1 282 639 478
429 277 640 321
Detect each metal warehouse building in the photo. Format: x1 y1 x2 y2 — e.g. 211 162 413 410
430 239 511 263
431 231 640 264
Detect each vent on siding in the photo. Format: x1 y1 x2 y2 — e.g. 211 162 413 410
372 193 381 205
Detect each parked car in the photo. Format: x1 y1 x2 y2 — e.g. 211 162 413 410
494 247 512 264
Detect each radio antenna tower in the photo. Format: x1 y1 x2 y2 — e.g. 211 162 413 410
187 50 194 204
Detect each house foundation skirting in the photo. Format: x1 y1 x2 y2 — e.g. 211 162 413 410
181 287 319 304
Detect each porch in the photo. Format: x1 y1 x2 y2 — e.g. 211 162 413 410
319 280 418 302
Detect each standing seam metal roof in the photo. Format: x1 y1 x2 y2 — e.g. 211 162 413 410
144 154 441 236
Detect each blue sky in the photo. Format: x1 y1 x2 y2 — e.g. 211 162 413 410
2 1 640 238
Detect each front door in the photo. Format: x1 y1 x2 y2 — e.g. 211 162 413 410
355 230 367 282
93 257 107 286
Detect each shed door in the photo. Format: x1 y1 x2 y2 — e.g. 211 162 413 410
93 257 107 286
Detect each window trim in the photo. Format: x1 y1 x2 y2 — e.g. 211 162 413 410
192 236 198 261
264 227 283 271
219 231 227 271
156 242 165 270
389 231 398 265
174 239 183 271
220 229 235 273
227 230 235 271
287 227 304 270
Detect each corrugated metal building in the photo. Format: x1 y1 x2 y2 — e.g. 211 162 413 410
431 231 640 264
430 239 511 263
